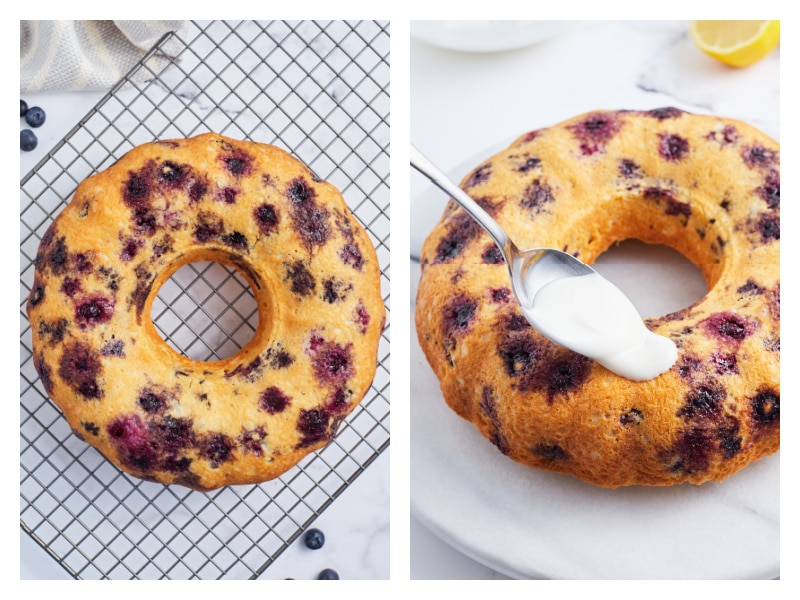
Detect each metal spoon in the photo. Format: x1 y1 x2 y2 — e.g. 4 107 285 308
410 145 595 314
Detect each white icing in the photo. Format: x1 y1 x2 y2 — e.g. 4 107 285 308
528 272 677 381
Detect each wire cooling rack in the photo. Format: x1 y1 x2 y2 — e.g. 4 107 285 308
19 20 390 579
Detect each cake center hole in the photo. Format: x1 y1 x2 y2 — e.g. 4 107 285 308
591 239 707 318
151 261 259 361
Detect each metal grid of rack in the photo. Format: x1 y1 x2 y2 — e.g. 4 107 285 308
20 20 390 579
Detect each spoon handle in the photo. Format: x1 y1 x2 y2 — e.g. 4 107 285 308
410 145 511 254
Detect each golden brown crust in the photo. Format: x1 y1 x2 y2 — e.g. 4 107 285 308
27 133 385 491
416 108 779 487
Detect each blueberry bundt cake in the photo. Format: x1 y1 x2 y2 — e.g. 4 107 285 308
415 108 779 488
27 133 385 491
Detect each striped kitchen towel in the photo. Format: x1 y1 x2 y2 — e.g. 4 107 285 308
21 20 187 93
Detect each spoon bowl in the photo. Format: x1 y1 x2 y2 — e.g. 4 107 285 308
410 145 594 314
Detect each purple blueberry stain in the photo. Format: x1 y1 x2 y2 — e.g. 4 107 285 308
221 231 249 250
665 199 692 222
705 124 738 146
756 214 780 242
216 186 239 204
464 164 491 188
129 264 156 323
37 318 68 345
515 155 541 173
520 179 555 213
124 168 152 208
285 260 316 296
46 236 69 275
188 180 209 203
108 415 142 443
292 204 331 250
742 145 778 169
107 414 157 471
479 386 510 455
75 295 114 328
710 351 738 375
767 284 780 321
497 334 539 376
325 387 351 415
199 432 234 467
260 386 292 414
267 346 294 369
619 158 642 178
518 130 541 144
671 427 713 474
718 417 742 459
751 389 779 423
58 342 103 399
138 388 168 414
500 312 533 332
82 422 100 436
309 338 355 385
220 150 253 177
434 213 481 263
296 407 331 448
162 456 193 474
321 277 352 303
151 234 175 260
287 177 316 204
60 277 82 297
658 133 690 161
646 107 684 120
702 312 751 342
678 385 725 420
28 281 45 308
33 353 54 395
568 113 622 155
481 244 504 265
239 425 267 457
643 187 675 203
226 356 264 382
340 242 364 270
737 280 765 296
158 161 188 188
352 300 371 333
442 294 478 339
757 170 779 209
74 253 93 275
155 415 195 454
101 339 125 357
193 212 224 243
532 444 570 461
254 203 280 235
120 238 144 262
538 353 592 402
490 287 511 304
132 208 158 237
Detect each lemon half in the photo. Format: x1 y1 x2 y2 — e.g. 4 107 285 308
690 20 780 68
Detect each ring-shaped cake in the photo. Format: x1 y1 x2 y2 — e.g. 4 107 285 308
415 108 779 487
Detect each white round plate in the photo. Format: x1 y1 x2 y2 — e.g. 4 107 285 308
409 150 780 579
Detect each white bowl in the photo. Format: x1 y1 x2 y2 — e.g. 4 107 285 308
411 20 574 53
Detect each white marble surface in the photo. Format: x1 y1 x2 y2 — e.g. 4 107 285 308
410 20 780 579
20 63 389 581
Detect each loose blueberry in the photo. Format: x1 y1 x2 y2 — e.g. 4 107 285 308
304 528 325 550
21 129 38 151
21 99 28 116
317 568 339 580
25 106 46 128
